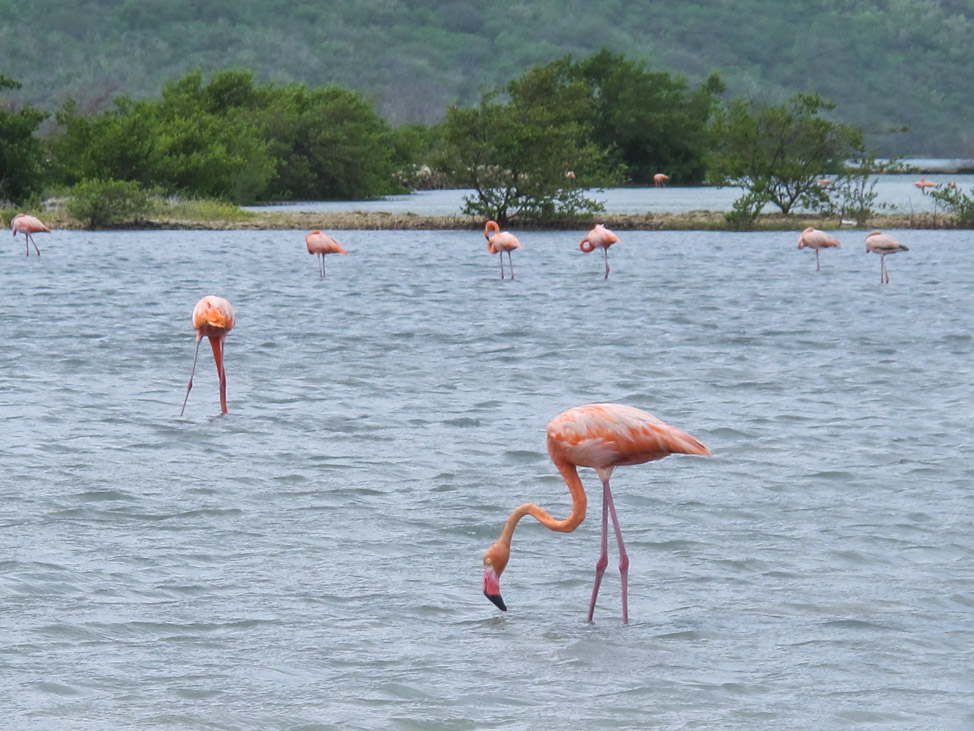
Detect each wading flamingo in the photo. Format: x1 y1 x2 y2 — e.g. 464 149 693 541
579 224 620 279
797 227 842 271
653 173 669 187
865 230 909 284
11 213 51 256
181 296 235 416
913 177 936 191
482 403 711 624
305 230 348 278
484 220 523 280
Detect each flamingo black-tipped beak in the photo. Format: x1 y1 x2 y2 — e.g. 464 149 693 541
485 591 507 612
483 566 506 611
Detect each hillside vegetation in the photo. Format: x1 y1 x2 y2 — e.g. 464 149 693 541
2 0 972 156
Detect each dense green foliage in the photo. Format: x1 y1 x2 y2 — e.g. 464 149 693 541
1 1 972 156
0 75 47 204
709 94 865 220
66 179 151 227
46 71 404 204
929 184 974 225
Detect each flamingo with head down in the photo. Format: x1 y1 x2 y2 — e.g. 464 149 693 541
653 173 669 187
11 213 50 256
305 230 348 278
482 403 711 624
181 296 235 416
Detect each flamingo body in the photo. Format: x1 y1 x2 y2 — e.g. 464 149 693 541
484 220 523 279
181 296 235 416
579 224 621 279
482 403 710 623
865 230 909 284
914 177 936 190
305 230 348 278
11 213 51 256
653 173 669 187
797 226 841 271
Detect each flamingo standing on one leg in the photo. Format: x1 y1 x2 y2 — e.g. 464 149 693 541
579 224 621 279
797 226 842 271
484 220 523 280
305 230 348 278
865 230 909 284
181 296 235 416
653 173 669 187
482 403 711 624
11 213 51 256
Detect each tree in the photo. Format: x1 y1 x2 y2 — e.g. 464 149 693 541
0 75 48 205
573 50 724 184
708 93 864 218
437 60 617 226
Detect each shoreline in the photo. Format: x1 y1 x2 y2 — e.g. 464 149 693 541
38 210 963 232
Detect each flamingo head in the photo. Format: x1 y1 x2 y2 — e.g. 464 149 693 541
482 542 510 612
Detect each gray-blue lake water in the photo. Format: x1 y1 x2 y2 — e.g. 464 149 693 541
2 227 973 728
244 173 974 218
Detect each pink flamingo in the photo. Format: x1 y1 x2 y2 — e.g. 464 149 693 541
305 230 348 278
914 177 936 190
181 296 235 416
653 173 669 187
11 213 51 256
484 220 523 280
579 224 621 279
482 403 711 624
865 230 909 284
797 227 842 271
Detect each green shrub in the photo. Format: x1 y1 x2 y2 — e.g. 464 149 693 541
929 184 974 226
67 179 151 228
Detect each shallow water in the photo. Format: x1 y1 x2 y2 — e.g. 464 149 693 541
245 174 974 217
2 228 973 728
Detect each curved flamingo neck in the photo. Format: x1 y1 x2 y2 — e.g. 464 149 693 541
497 457 587 548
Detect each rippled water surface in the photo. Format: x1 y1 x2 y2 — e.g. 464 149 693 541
2 228 974 729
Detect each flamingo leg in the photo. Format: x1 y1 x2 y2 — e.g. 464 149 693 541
603 248 610 279
319 253 326 279
587 481 611 622
209 334 229 415
180 333 204 416
815 249 821 271
31 234 40 256
508 251 515 280
604 479 631 624
499 253 505 280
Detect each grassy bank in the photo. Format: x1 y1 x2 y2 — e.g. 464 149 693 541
31 207 953 232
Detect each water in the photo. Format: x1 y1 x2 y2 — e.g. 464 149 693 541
245 173 974 217
2 228 974 729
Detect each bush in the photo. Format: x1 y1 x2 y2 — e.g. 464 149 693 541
929 184 974 226
67 179 151 228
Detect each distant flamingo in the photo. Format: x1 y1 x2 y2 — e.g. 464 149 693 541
305 230 348 278
181 296 235 416
817 178 831 187
914 177 936 190
484 220 523 280
482 403 711 624
797 226 842 271
11 213 51 256
579 224 620 279
653 173 669 187
865 230 909 284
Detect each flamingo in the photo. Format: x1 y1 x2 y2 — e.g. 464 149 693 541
484 220 523 280
579 224 620 279
797 226 842 271
914 177 936 191
865 230 909 284
305 230 348 278
11 213 51 256
653 173 669 187
181 296 235 416
482 403 711 624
